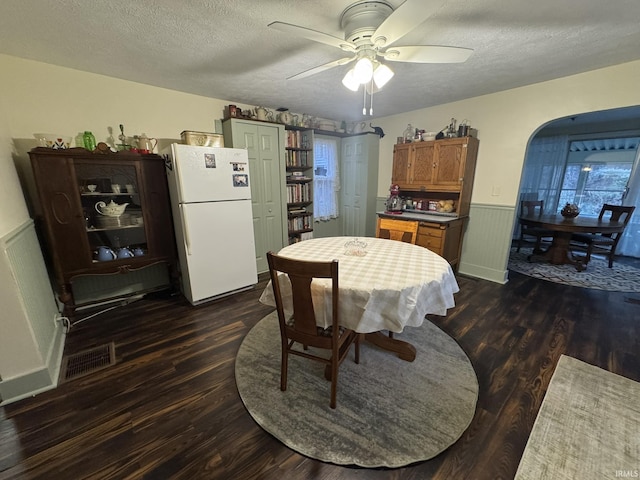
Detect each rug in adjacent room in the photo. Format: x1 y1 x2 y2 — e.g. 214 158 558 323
235 312 478 468
508 248 640 292
515 355 640 479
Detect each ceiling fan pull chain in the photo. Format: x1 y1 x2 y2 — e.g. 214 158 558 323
362 85 367 116
369 78 374 115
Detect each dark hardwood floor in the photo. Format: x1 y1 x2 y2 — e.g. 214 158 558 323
1 267 639 479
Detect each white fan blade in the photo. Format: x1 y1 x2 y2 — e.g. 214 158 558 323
268 22 356 52
287 56 355 81
372 0 447 48
383 45 473 63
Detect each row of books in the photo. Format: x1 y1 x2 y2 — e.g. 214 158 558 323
288 231 314 244
285 149 311 167
287 215 312 232
287 183 311 203
285 130 310 149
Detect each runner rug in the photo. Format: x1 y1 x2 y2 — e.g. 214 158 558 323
509 248 640 292
235 312 478 468
515 355 640 479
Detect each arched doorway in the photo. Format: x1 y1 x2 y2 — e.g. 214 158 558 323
514 105 640 259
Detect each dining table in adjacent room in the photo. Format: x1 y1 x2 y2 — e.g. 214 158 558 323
518 213 626 271
259 236 460 362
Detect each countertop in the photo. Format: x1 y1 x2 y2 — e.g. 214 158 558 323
377 210 466 223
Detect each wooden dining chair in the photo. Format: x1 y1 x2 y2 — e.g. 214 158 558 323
266 251 360 409
569 204 635 267
376 217 418 244
517 200 554 253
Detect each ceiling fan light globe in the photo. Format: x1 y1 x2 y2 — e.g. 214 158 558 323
373 63 394 89
353 57 374 84
342 69 360 91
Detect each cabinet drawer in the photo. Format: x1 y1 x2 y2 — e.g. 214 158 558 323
418 223 444 237
417 234 443 252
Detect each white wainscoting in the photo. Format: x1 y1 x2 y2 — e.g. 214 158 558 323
458 204 516 284
0 220 65 405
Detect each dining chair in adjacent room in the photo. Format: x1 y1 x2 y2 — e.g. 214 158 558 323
570 204 636 268
267 251 360 409
517 200 554 253
376 217 418 244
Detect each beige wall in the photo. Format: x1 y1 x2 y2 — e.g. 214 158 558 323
374 60 640 203
2 53 640 315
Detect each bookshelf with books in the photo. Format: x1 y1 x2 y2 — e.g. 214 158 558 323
285 126 314 244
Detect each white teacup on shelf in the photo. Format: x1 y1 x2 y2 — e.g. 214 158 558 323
87 184 97 192
126 184 135 193
112 184 121 194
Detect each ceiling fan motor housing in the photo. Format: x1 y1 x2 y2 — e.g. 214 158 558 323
340 1 393 44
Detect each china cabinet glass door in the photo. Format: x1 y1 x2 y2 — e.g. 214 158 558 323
75 162 147 262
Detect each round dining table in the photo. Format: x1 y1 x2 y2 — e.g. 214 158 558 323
259 236 460 361
519 213 626 270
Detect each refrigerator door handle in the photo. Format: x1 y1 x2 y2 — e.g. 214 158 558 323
180 204 192 256
173 148 185 204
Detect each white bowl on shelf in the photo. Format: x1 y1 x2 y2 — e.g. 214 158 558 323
34 133 72 149
422 132 437 141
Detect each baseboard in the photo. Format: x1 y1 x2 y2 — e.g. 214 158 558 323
458 261 509 284
0 323 66 406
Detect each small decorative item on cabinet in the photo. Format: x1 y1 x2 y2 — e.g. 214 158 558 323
96 246 116 262
403 124 413 143
83 131 96 151
117 247 135 259
95 199 129 217
560 203 580 219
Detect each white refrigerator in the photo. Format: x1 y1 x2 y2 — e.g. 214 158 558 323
163 143 257 305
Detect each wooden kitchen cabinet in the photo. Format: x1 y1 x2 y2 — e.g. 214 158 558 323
392 137 479 190
392 137 478 209
391 142 412 186
392 141 435 189
433 138 476 189
29 147 177 317
416 218 465 269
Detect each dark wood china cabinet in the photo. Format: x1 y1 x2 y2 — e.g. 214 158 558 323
29 147 177 317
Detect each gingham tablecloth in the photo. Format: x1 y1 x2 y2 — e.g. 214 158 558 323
259 236 460 333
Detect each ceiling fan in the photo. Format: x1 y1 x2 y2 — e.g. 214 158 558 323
269 0 473 92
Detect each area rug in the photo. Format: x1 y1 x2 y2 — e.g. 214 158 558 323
515 355 640 479
508 248 640 292
235 312 478 468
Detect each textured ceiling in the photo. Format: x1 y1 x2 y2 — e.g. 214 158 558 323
2 0 640 122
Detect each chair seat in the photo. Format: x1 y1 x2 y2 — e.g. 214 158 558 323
286 315 346 337
571 233 615 246
568 204 635 268
517 200 554 253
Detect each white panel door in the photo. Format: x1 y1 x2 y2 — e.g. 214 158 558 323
341 138 365 236
233 121 285 273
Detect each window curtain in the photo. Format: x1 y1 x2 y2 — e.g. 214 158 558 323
520 135 569 213
616 145 640 257
313 138 340 221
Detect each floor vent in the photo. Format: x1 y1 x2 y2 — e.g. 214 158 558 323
61 343 116 382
